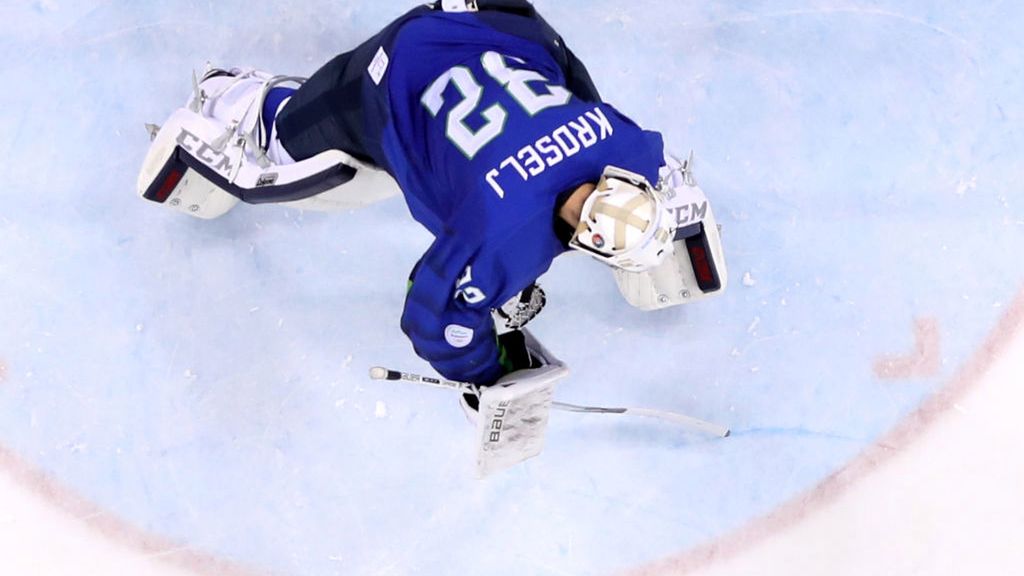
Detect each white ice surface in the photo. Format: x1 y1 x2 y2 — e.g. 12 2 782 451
0 1 1022 575
688 310 1024 575
2 328 1020 575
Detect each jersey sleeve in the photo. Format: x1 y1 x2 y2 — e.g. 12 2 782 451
399 240 508 386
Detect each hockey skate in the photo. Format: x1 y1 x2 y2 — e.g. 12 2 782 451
138 65 397 218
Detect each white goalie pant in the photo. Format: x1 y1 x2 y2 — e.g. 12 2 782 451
614 153 729 310
137 69 400 219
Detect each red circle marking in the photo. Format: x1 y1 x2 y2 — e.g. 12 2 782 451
0 444 264 575
0 290 1021 576
625 288 1024 576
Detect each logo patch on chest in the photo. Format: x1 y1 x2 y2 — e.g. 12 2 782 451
444 324 475 348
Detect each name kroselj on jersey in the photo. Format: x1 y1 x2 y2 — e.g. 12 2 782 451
380 12 665 385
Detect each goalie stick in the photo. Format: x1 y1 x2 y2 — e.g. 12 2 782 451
368 366 730 438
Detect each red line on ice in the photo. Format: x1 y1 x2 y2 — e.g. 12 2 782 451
625 288 1024 576
0 289 1021 576
0 445 265 576
873 317 942 380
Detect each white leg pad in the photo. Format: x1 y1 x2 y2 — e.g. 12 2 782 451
614 180 728 310
137 108 242 219
138 108 400 218
278 164 400 212
474 363 568 477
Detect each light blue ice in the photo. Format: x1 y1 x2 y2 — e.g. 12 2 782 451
1 1 1021 575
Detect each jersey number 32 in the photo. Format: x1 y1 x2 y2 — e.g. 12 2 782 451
421 51 572 159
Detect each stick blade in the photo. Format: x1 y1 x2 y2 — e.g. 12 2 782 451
628 407 730 437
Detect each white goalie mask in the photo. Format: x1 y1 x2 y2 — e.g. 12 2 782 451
568 166 675 272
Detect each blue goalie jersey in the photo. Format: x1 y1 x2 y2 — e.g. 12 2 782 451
385 12 666 385
278 4 667 385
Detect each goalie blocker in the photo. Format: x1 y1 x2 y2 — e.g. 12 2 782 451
614 153 728 310
472 329 567 477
